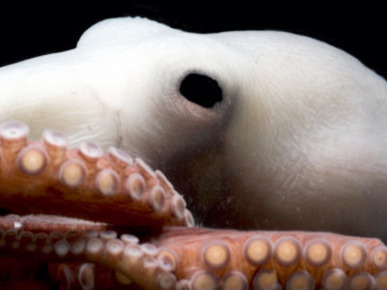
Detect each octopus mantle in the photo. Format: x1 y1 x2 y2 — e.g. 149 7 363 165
0 121 387 289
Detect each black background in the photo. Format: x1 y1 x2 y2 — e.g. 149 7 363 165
0 2 385 79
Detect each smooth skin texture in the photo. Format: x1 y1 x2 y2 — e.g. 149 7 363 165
0 17 386 240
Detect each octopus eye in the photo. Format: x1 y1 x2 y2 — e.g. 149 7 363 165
179 73 223 108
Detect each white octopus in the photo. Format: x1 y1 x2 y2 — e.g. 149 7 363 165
0 17 386 241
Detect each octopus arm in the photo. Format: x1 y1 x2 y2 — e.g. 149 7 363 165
1 122 387 289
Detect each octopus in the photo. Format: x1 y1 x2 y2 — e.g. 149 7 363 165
1 17 387 289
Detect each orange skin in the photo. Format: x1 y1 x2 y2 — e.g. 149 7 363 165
1 121 387 289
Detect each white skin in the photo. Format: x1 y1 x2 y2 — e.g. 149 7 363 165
0 17 386 240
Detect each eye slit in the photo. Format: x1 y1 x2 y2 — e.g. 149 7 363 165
179 73 223 108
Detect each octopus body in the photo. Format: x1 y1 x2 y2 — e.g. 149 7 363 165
1 17 387 289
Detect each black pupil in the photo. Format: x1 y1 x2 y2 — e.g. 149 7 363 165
179 73 223 108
